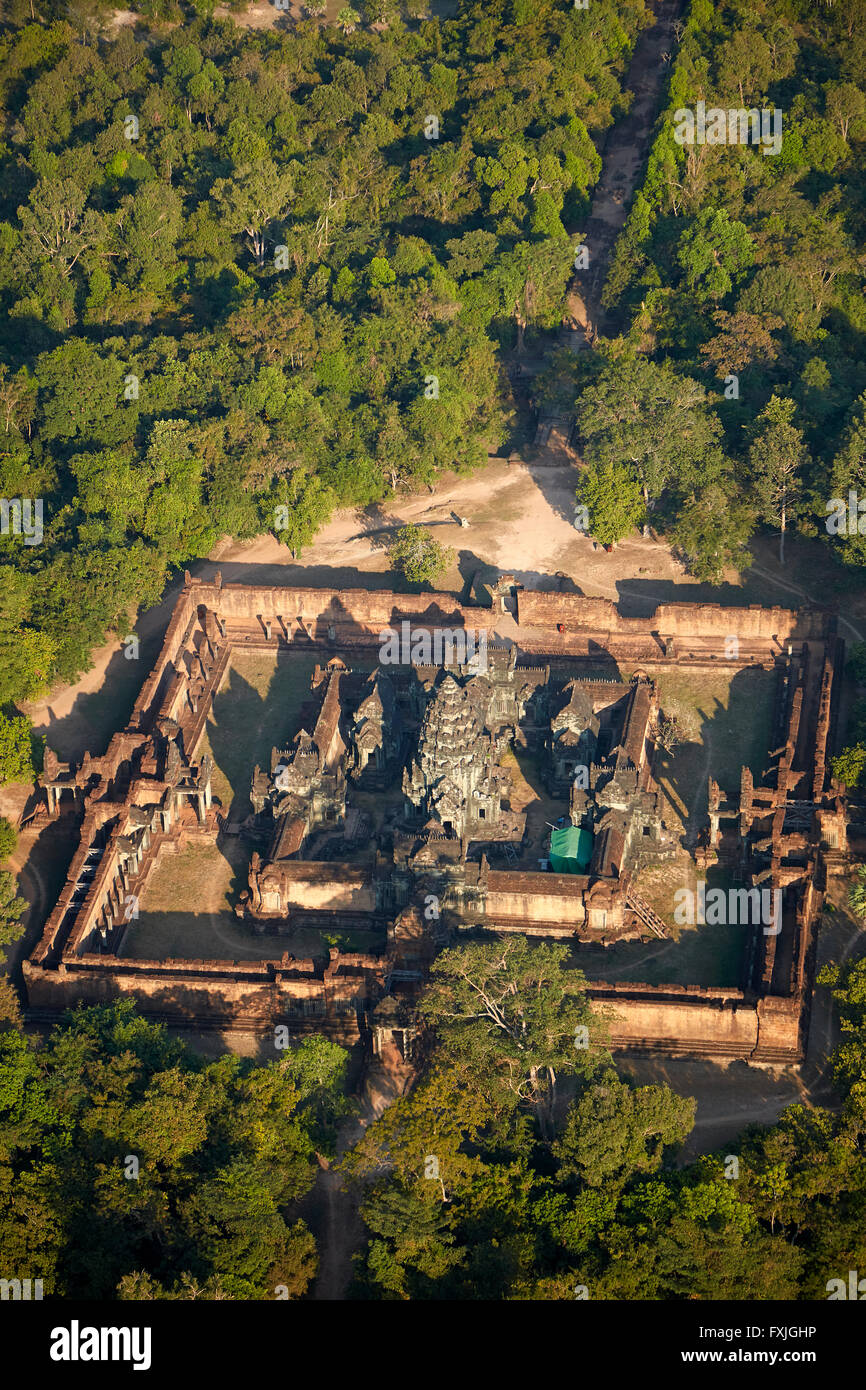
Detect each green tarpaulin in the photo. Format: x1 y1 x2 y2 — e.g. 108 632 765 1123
549 825 593 873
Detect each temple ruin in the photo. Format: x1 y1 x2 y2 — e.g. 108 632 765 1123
20 573 852 1066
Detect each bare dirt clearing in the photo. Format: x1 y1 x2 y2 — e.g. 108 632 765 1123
209 0 460 31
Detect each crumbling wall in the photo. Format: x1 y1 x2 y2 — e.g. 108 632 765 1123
588 981 802 1060
23 948 384 1037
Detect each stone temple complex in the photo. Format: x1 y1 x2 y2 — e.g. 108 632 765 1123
21 572 856 1069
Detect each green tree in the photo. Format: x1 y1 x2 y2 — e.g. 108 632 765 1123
824 81 866 142
210 161 295 269
336 6 361 33
748 396 808 564
578 459 645 546
0 975 22 1029
672 481 755 582
828 393 866 568
848 866 866 920
387 524 453 587
116 1272 231 1299
818 956 866 1096
0 571 55 705
554 1076 695 1191
830 742 866 789
180 1163 317 1299
35 341 133 448
716 29 774 106
418 939 607 1140
270 470 335 559
698 310 783 378
576 353 722 508
0 870 26 950
0 365 36 438
593 1180 803 1300
0 712 33 785
359 1180 464 1299
0 817 16 862
17 179 108 281
677 208 755 303
848 643 866 684
0 998 348 1297
342 1061 492 1198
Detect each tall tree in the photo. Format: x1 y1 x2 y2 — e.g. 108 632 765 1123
576 353 723 508
387 524 453 587
554 1075 695 1191
748 396 808 565
578 458 645 546
828 392 866 567
210 161 296 269
677 208 755 304
418 939 607 1140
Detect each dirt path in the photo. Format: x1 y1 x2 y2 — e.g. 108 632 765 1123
310 1065 408 1300
510 0 689 371
578 0 687 334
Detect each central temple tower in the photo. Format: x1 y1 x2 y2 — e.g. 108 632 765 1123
402 673 506 838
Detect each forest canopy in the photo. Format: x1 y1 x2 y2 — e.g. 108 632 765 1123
0 0 650 703
581 0 866 581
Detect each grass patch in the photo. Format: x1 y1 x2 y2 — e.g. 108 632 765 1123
122 839 280 960
572 922 746 987
199 651 321 820
123 838 384 961
575 858 748 986
648 665 776 828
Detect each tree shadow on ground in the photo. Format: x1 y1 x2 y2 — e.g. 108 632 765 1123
349 503 391 543
572 877 748 989
123 908 329 963
654 665 777 838
514 459 580 528
197 557 406 591
614 1055 804 1160
31 618 162 762
615 576 756 619
204 657 319 821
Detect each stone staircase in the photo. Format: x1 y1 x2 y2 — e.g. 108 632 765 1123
625 888 670 939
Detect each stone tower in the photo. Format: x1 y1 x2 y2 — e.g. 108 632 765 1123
403 673 504 838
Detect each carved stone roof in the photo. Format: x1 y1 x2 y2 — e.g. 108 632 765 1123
552 680 596 736
418 674 485 781
355 669 396 731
